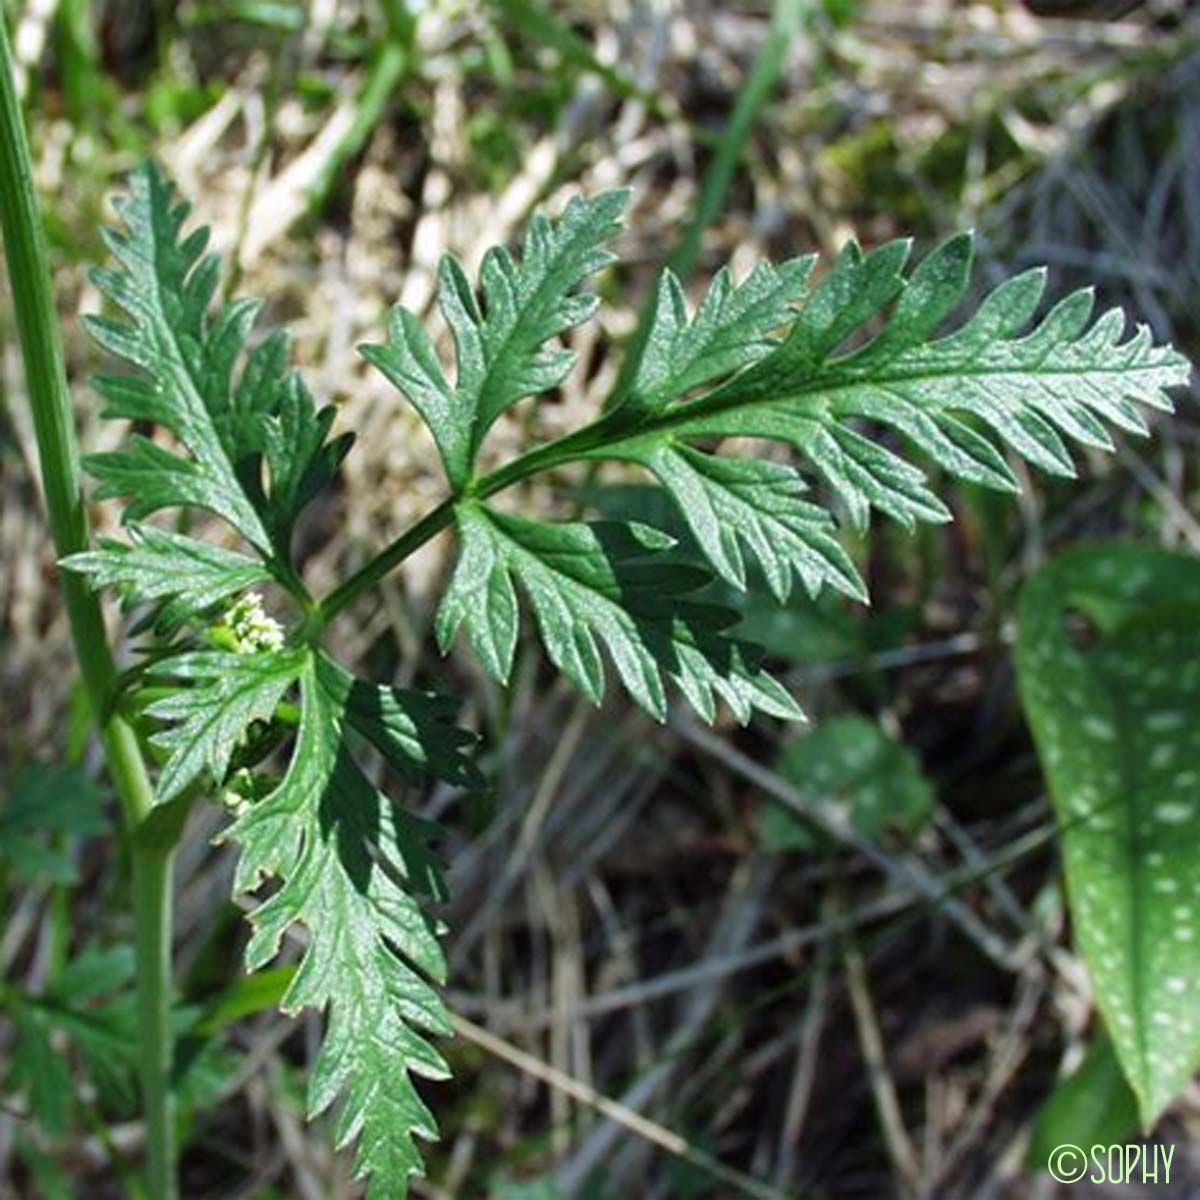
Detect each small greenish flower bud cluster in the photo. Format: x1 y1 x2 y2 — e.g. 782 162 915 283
223 593 285 655
220 770 254 818
220 767 276 816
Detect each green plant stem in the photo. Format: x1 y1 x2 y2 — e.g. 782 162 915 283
0 21 177 1200
130 852 175 1199
320 497 457 622
318 414 624 623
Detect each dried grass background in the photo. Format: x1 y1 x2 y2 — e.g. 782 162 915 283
2 1 1200 1196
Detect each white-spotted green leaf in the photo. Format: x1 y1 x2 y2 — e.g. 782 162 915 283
757 715 933 853
436 504 802 724
1016 545 1200 1126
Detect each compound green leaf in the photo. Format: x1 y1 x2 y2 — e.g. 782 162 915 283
627 256 815 413
613 442 866 603
337 664 481 791
14 1141 74 1200
144 649 306 805
83 163 351 560
62 524 272 634
7 1008 73 1136
4 945 141 1129
83 164 266 546
235 335 355 552
437 504 802 724
71 166 1194 1200
1017 545 1200 1126
56 944 136 1000
362 189 629 487
587 233 1187 545
223 650 459 1194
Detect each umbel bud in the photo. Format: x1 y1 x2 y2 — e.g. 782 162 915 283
215 593 285 656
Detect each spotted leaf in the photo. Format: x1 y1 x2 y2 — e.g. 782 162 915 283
1017 545 1200 1126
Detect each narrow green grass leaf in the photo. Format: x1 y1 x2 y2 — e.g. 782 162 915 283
194 967 296 1037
